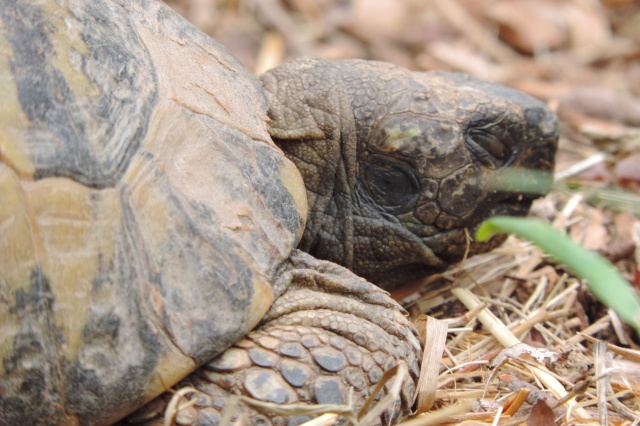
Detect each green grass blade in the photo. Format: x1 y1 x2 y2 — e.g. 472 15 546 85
477 216 640 337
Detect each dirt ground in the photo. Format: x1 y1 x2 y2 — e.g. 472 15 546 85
163 1 640 424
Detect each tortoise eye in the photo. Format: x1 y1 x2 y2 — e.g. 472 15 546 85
362 156 420 214
465 127 508 169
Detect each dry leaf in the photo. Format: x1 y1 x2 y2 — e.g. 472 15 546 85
577 161 610 182
559 88 640 127
569 209 608 251
526 399 556 426
615 152 640 183
562 2 611 50
487 0 567 54
415 317 448 414
492 342 559 367
346 0 408 42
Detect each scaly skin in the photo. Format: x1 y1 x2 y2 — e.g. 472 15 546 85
128 57 558 425
262 57 558 288
130 252 420 426
0 1 556 424
0 1 303 424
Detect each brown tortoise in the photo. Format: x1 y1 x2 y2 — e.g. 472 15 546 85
0 0 558 425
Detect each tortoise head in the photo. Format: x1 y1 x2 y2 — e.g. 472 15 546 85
261 57 559 288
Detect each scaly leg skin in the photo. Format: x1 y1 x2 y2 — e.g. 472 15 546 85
127 250 422 425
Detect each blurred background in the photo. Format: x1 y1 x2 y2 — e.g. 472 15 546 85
162 0 640 89
163 0 640 181
163 0 640 248
160 1 640 419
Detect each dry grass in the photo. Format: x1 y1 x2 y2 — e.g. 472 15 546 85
164 189 640 426
392 190 640 425
159 0 640 424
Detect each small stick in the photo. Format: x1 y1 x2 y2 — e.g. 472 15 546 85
416 317 449 413
452 288 592 420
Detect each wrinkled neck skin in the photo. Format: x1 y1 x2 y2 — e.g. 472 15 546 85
260 58 359 270
260 57 558 289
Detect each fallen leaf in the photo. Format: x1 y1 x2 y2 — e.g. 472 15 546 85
569 208 609 251
562 2 611 50
526 399 556 426
487 0 567 54
492 342 559 367
559 87 640 127
615 152 640 183
346 0 408 42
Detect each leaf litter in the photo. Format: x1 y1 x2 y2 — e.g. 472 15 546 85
162 0 640 424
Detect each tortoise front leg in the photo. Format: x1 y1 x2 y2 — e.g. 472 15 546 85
126 251 421 425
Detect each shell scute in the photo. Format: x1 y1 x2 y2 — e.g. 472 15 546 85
0 0 307 424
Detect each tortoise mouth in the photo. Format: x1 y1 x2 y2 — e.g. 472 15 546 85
470 191 536 230
416 192 537 264
356 190 538 288
492 192 536 215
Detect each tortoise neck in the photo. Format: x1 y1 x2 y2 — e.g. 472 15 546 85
260 57 359 272
272 121 358 271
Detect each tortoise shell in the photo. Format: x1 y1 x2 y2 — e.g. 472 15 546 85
0 0 306 423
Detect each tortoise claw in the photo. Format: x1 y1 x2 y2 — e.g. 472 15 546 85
125 250 421 426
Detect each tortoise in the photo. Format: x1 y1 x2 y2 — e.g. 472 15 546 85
0 0 558 425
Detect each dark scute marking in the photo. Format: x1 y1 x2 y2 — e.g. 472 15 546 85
63 314 159 422
244 369 290 404
62 213 162 424
252 145 305 240
288 416 314 426
156 8 168 22
178 197 253 307
310 347 346 372
280 342 303 358
0 0 158 188
114 135 262 367
9 268 54 316
281 360 309 387
248 347 277 367
0 269 67 425
143 185 256 364
313 377 344 405
195 409 221 426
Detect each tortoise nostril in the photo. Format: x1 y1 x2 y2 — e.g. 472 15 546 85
465 128 509 168
465 128 510 169
469 129 507 160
